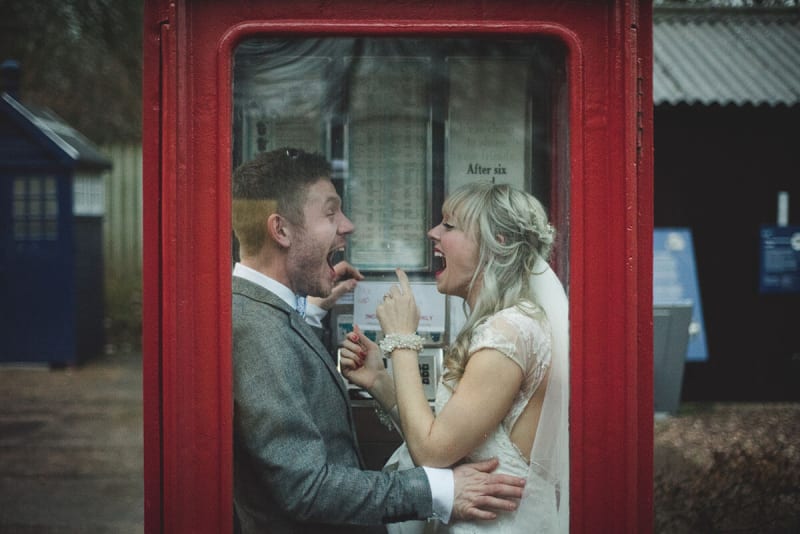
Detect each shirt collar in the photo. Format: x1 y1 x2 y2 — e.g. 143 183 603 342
233 263 297 310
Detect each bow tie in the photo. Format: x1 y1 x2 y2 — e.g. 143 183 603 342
294 294 307 317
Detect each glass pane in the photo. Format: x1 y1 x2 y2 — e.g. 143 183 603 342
232 36 569 530
231 35 570 532
28 220 42 239
44 177 57 196
10 176 60 241
235 42 332 161
45 199 58 217
28 178 41 197
233 37 566 273
13 178 26 197
13 220 26 240
13 199 27 218
44 219 58 240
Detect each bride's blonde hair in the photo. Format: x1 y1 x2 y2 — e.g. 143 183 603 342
442 181 555 383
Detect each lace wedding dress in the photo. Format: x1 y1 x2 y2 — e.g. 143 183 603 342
386 260 569 534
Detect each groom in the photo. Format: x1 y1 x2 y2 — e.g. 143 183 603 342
232 147 526 533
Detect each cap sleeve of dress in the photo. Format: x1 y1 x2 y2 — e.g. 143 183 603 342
469 305 552 429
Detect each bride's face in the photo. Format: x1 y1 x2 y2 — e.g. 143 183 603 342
427 211 480 303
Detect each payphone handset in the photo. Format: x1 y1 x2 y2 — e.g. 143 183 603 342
334 280 446 402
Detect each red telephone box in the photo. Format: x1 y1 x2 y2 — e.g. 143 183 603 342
142 1 653 532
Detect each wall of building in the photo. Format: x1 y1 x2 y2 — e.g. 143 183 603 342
655 104 800 401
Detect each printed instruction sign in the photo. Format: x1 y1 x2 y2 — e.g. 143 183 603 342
353 281 446 333
446 57 528 192
653 228 708 362
759 225 800 294
346 57 430 270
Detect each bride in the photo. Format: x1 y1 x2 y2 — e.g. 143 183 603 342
340 182 569 533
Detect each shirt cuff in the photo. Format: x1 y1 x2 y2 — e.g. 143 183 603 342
423 466 454 524
304 302 327 328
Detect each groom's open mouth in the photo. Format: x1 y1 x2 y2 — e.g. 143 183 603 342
328 247 345 271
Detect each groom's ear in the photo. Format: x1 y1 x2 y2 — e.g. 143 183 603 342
267 213 292 248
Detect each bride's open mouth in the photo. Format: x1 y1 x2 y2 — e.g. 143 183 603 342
433 249 446 276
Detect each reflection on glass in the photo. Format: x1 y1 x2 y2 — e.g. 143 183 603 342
235 46 330 161
233 37 564 274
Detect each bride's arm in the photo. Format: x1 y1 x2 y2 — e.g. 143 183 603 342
391 347 523 467
377 269 525 467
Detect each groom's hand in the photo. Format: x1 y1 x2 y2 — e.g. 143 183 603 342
308 261 364 310
450 458 525 521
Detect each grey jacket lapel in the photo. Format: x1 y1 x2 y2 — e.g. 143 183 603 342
287 312 350 400
232 276 350 403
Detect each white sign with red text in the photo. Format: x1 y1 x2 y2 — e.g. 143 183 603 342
353 281 445 333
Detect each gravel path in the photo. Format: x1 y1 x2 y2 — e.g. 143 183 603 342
655 403 800 533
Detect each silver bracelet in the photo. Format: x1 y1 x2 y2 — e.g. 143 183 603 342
378 333 424 356
374 405 395 431
373 404 401 433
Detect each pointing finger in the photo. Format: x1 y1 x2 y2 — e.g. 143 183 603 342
395 268 411 295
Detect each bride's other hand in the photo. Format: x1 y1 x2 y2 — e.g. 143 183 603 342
340 325 387 390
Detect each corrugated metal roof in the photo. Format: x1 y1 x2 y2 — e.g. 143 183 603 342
654 8 800 106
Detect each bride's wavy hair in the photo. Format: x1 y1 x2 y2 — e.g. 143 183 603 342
442 181 555 384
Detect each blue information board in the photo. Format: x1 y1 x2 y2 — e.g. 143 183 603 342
653 228 708 362
759 225 800 294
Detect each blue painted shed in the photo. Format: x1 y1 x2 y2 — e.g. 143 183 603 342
0 60 111 365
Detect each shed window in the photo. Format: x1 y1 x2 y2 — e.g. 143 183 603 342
13 176 58 241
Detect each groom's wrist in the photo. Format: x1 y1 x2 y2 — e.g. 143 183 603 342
422 466 453 524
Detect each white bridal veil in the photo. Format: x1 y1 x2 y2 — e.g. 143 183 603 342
512 257 570 533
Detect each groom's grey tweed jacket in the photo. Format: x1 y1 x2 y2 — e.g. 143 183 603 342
232 276 433 533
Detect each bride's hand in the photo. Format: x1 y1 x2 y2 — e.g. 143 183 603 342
376 269 420 335
340 325 387 390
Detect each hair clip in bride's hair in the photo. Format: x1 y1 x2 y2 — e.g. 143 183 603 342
539 223 555 245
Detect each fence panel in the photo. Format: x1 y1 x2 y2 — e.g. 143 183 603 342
101 143 143 282
100 143 143 346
